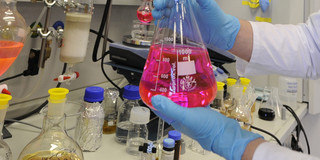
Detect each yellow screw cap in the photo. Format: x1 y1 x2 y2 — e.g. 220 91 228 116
226 78 237 86
217 82 225 91
0 94 12 106
240 77 251 86
48 88 69 101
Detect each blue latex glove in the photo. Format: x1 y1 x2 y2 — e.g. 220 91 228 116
152 0 240 50
151 95 263 160
260 0 270 12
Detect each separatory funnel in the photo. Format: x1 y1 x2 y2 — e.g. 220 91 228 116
139 0 217 109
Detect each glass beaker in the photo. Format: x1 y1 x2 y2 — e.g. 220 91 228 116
0 0 28 76
139 0 217 109
60 0 93 64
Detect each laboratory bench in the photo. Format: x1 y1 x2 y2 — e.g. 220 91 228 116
4 82 308 160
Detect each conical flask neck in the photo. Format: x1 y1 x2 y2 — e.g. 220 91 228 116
41 114 66 133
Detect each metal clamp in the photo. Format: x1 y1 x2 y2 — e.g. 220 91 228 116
37 28 52 39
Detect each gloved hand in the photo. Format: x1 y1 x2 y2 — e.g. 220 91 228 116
152 0 240 50
151 95 262 160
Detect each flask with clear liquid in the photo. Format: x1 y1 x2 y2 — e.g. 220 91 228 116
139 0 217 109
0 0 28 76
18 88 84 160
0 94 12 160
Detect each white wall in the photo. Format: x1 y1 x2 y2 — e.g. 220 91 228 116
5 2 138 118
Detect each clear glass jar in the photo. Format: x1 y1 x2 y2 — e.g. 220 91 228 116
103 88 120 134
126 107 150 155
115 85 141 144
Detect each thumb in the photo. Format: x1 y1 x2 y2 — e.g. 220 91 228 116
151 95 187 123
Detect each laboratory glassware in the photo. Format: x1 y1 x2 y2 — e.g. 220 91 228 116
0 0 28 76
239 77 256 112
115 85 141 144
75 86 105 152
126 106 150 155
0 94 12 160
258 87 282 121
139 0 217 110
168 130 181 160
103 88 120 134
278 76 298 109
212 82 224 110
224 78 237 117
59 0 93 64
137 0 153 23
161 138 175 160
18 88 84 160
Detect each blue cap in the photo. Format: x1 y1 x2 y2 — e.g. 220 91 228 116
168 130 181 141
84 86 104 102
123 85 140 100
163 138 175 148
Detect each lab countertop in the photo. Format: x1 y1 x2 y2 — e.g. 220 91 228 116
4 83 308 160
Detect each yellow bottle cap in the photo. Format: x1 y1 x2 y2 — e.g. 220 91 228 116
48 88 69 103
240 77 251 86
226 78 237 86
0 94 12 109
217 82 225 91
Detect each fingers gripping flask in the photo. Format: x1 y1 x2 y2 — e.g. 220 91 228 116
18 88 84 160
139 0 217 109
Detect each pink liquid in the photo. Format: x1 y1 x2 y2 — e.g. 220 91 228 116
137 10 153 23
0 40 24 76
139 44 217 109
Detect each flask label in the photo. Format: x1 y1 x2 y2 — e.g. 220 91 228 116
177 61 196 76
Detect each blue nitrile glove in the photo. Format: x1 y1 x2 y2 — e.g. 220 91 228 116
151 95 263 160
152 0 240 50
260 0 270 12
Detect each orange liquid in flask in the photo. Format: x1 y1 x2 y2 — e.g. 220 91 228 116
0 40 24 76
140 44 217 109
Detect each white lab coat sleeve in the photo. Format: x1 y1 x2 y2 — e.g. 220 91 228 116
236 11 320 79
252 142 320 160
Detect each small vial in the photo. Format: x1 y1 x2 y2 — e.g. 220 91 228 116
211 82 225 110
126 107 150 155
160 138 175 160
168 130 181 160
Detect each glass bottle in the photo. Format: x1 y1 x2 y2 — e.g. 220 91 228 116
75 86 105 152
137 0 153 23
18 88 84 160
212 82 224 110
126 106 150 155
0 94 12 160
168 130 181 160
115 85 141 144
103 88 120 134
139 0 217 110
0 0 28 76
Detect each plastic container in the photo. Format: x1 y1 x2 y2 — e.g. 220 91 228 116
0 94 12 160
139 0 217 110
75 86 105 152
126 106 150 155
212 82 225 110
115 85 141 144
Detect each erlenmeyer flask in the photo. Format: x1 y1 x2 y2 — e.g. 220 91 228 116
139 0 217 109
18 88 83 160
0 0 28 76
258 87 281 121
